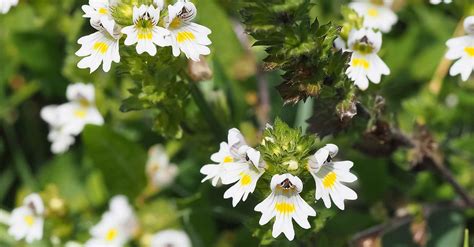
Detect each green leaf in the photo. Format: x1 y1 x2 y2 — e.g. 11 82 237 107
37 153 89 213
82 125 147 199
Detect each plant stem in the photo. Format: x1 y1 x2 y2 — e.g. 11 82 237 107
350 200 469 246
2 123 38 190
189 82 226 141
428 18 465 95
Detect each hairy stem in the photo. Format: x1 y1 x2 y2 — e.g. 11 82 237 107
350 200 469 246
428 18 465 95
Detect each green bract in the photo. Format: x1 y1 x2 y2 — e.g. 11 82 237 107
258 118 318 177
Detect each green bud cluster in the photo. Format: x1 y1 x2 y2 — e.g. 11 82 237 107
241 0 353 105
258 118 319 178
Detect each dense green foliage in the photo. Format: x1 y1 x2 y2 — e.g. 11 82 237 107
0 0 473 246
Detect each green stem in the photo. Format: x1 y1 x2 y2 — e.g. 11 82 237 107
2 123 38 190
0 167 15 201
189 83 226 141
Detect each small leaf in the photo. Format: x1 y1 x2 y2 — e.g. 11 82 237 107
82 125 147 198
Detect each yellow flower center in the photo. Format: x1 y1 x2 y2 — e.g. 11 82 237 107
24 215 35 226
351 58 370 69
150 163 160 173
275 202 295 214
169 17 182 29
367 8 379 17
106 228 118 241
240 173 252 185
74 108 87 119
93 42 109 54
138 31 153 40
223 156 233 163
176 31 196 43
98 7 108 14
465 46 474 57
322 171 337 188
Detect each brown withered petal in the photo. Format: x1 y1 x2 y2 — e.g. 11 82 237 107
408 124 443 171
354 120 413 157
355 234 382 247
410 219 428 247
187 55 213 82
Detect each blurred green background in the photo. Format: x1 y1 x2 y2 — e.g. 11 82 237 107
0 0 473 246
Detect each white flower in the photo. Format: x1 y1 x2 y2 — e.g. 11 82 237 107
254 174 316 241
153 0 164 10
223 147 265 207
60 83 104 135
85 195 137 247
40 106 75 154
81 0 116 35
445 16 474 81
0 0 18 14
76 21 121 73
345 28 390 90
151 229 192 247
41 83 103 154
307 144 358 210
8 193 44 243
349 0 397 33
164 0 212 61
200 128 249 186
430 0 452 4
122 5 169 56
146 144 179 189
334 36 347 51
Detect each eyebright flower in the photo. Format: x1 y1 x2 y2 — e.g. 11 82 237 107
254 174 316 241
445 16 474 81
345 28 390 90
307 144 358 210
76 21 121 73
85 195 138 247
122 5 169 56
8 193 44 243
146 144 179 189
164 0 212 61
349 0 397 33
151 229 192 247
40 106 75 154
200 128 249 186
81 0 116 35
0 0 18 14
41 83 104 154
223 146 265 207
430 0 452 4
58 83 104 135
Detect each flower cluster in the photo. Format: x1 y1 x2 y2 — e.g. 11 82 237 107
76 0 211 73
5 193 192 246
200 123 358 241
0 0 18 14
41 83 103 154
336 0 397 91
445 16 474 82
